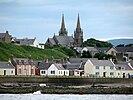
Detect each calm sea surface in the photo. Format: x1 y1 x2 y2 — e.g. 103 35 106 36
0 94 133 100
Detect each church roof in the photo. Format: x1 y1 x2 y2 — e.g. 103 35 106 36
48 38 56 45
54 36 74 46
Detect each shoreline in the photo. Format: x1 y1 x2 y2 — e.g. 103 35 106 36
0 87 133 94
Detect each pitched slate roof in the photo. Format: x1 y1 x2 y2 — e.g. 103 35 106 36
115 61 133 70
85 47 98 52
115 47 133 52
0 33 6 38
89 59 114 66
14 38 35 45
48 38 56 45
54 64 65 70
68 58 88 63
54 36 74 46
74 47 83 53
37 63 66 70
97 47 111 53
65 63 81 70
0 62 15 69
13 58 34 65
37 62 52 70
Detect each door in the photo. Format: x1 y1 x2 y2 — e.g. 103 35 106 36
103 72 106 77
4 70 6 75
123 73 125 78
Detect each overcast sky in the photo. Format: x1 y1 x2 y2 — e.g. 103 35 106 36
0 0 133 42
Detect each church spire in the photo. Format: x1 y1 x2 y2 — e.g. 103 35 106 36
76 13 81 30
59 14 67 36
74 13 83 47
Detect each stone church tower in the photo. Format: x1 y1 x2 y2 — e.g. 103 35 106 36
59 14 68 36
74 14 83 47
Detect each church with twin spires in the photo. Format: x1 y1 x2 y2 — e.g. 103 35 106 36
45 14 83 47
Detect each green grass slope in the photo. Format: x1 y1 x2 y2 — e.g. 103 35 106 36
0 42 68 61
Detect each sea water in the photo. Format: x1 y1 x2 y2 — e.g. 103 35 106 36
0 94 133 100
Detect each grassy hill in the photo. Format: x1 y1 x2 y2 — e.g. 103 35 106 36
0 42 68 61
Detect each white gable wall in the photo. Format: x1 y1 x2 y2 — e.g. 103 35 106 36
0 68 15 75
48 64 58 76
40 64 69 76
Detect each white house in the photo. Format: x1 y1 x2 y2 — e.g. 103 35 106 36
84 59 133 78
114 61 133 78
14 37 44 49
84 59 115 77
39 63 69 76
0 62 15 75
97 47 117 56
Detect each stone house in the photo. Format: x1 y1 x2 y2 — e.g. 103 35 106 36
115 47 133 60
65 58 88 76
115 61 133 78
11 58 36 75
0 31 12 43
97 47 117 56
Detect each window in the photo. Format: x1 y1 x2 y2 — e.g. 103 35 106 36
11 70 13 74
51 71 55 74
122 67 125 70
110 72 114 76
31 69 34 75
118 67 121 70
41 71 45 74
110 66 114 69
19 69 21 74
95 72 99 76
96 66 99 69
103 66 106 70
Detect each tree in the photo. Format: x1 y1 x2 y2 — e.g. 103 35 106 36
81 51 92 58
82 38 113 47
94 52 116 60
125 44 133 47
116 44 125 47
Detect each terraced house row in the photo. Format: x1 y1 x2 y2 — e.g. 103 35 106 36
0 57 133 78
